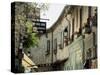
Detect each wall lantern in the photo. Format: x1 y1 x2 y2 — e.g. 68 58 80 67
64 28 68 37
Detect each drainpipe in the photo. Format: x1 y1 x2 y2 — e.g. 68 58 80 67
51 29 53 65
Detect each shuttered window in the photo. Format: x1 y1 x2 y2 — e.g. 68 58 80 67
46 40 50 55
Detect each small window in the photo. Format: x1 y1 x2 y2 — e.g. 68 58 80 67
54 39 57 54
59 32 64 49
46 40 50 55
80 7 82 35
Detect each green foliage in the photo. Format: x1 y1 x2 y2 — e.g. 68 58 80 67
15 2 48 49
23 33 38 49
23 20 39 48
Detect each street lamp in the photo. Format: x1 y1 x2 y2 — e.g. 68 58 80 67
64 27 68 46
64 28 68 37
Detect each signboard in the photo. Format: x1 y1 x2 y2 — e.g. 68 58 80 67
32 21 46 34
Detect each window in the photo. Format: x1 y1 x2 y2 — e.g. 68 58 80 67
46 40 50 55
88 7 92 17
79 7 82 34
59 32 63 49
72 18 74 41
54 39 57 54
76 8 78 28
87 7 92 27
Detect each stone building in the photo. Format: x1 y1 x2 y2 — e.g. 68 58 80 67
11 2 40 73
30 5 97 71
63 5 97 70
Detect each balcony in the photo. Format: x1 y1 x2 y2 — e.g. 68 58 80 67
56 45 69 62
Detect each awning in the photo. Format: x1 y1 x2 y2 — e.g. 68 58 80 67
22 53 38 69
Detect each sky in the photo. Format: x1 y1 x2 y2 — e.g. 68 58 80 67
41 3 66 29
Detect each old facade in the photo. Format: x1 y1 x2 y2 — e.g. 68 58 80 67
30 5 97 71
11 2 40 73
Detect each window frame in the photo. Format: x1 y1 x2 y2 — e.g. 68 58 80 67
46 40 50 55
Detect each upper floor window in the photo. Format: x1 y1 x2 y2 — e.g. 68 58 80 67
59 32 64 49
79 7 82 34
54 39 57 54
88 7 92 17
46 40 50 55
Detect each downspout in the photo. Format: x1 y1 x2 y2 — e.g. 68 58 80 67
51 29 53 65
